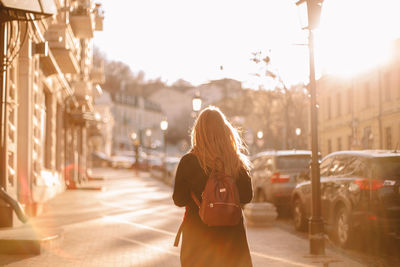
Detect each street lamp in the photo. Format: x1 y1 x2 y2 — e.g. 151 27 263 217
145 129 152 169
192 93 202 113
257 131 263 139
296 0 324 255
130 131 140 168
160 119 168 177
295 128 302 149
256 130 264 151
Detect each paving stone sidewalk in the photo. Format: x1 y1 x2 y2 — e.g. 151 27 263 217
0 168 366 267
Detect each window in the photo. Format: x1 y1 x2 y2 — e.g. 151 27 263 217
55 104 63 171
330 156 356 176
330 157 344 176
337 92 341 117
320 157 333 177
347 88 353 114
276 155 311 170
365 82 370 108
348 135 352 150
266 158 274 170
385 127 392 149
327 97 332 119
327 139 332 154
342 157 366 177
44 90 51 169
362 126 373 149
337 137 342 151
384 71 391 102
352 158 368 177
372 157 400 180
252 156 268 170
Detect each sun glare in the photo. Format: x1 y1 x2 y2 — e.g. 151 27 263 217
316 0 400 78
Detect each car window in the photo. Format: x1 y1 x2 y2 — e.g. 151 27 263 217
276 155 311 170
320 156 333 176
338 156 357 176
329 156 353 176
371 156 400 180
340 157 367 177
252 156 268 170
354 158 368 177
266 158 273 170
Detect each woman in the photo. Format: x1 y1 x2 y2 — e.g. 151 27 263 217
173 106 253 267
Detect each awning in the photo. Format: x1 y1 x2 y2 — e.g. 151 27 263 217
0 0 56 16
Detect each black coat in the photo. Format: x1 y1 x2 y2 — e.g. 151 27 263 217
173 153 253 267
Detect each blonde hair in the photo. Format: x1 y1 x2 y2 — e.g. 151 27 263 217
191 106 250 178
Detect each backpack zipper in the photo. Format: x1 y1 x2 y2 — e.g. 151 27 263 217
209 202 240 208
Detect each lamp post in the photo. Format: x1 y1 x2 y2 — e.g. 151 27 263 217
295 128 302 149
256 130 264 152
130 131 139 169
296 0 325 255
160 119 168 177
145 129 152 170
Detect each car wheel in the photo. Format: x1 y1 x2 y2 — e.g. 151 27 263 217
334 206 352 248
293 198 307 232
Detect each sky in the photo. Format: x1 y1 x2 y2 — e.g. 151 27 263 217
93 0 400 89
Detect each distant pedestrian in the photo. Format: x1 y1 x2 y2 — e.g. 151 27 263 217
173 106 253 267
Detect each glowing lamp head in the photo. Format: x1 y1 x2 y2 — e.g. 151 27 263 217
130 132 137 140
160 120 168 131
145 129 152 137
296 0 323 30
257 131 263 139
192 96 202 112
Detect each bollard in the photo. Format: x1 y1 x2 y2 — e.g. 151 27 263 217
243 202 278 227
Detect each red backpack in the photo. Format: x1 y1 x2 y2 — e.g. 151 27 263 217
174 160 242 247
191 162 242 226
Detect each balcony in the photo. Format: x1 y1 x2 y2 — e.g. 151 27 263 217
45 23 80 74
94 14 103 31
94 3 104 31
70 7 95 38
71 80 92 99
40 55 57 76
90 61 105 84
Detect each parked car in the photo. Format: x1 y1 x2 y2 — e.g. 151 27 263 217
110 155 134 169
291 150 400 248
251 150 312 211
149 156 180 185
91 151 112 167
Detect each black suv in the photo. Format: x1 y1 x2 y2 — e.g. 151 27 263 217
291 150 400 247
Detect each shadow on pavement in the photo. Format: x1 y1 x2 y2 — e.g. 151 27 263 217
0 255 34 265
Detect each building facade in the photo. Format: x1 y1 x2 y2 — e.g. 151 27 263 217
317 40 400 156
110 90 164 155
0 0 104 227
92 91 114 157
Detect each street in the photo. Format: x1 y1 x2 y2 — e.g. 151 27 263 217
0 168 376 266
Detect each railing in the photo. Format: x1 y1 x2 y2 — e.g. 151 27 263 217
0 187 28 223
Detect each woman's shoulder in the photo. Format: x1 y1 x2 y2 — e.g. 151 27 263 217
179 152 198 165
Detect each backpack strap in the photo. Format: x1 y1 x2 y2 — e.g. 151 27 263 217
174 206 188 247
174 221 184 247
190 191 201 207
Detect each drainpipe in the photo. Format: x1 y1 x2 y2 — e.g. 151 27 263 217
0 16 8 193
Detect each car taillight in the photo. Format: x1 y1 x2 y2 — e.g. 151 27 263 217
270 172 290 183
354 179 384 190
